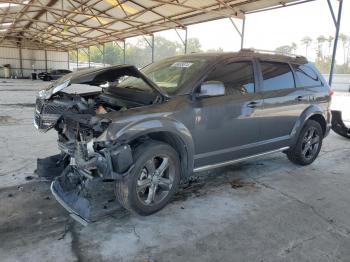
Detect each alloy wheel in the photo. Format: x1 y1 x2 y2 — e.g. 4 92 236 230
136 155 175 206
301 127 320 160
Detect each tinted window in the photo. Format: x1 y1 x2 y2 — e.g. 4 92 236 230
292 64 322 87
260 62 295 91
205 61 255 96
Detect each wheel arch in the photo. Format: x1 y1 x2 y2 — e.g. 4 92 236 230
105 118 195 178
290 105 328 145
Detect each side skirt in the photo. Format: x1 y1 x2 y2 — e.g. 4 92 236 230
193 147 290 173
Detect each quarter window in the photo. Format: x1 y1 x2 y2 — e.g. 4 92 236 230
205 61 255 96
260 62 295 91
292 64 322 87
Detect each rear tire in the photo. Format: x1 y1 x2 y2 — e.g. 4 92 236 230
287 120 323 165
115 140 180 216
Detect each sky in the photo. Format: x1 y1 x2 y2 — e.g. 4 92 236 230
152 0 350 63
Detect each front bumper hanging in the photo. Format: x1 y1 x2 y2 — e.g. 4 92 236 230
51 166 123 224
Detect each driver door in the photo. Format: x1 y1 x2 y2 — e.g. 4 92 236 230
192 60 263 168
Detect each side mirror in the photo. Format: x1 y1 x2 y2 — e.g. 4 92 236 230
197 81 225 98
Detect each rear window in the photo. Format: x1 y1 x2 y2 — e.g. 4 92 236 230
260 62 295 91
292 64 322 87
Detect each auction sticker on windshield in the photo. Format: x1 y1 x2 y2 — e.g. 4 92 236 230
171 62 193 68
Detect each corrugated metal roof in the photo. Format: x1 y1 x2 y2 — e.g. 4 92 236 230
0 0 303 50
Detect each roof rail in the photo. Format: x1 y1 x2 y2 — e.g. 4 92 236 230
240 48 306 59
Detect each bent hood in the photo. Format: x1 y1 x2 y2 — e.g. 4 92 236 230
39 64 164 99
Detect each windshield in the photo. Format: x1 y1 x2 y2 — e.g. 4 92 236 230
118 58 207 95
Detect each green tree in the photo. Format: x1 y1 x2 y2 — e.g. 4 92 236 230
187 38 202 53
291 42 297 54
206 47 224 53
104 42 123 65
301 36 312 58
327 36 334 56
316 35 327 60
154 36 183 61
275 45 293 55
339 34 349 65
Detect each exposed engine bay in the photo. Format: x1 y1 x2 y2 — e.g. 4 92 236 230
34 65 164 223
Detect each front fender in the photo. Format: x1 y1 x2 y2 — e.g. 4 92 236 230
98 117 195 175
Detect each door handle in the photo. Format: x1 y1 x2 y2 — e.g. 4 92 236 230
247 101 259 108
295 96 303 102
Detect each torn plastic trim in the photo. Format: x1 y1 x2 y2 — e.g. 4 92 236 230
51 164 127 225
331 110 350 139
73 143 134 180
51 180 90 225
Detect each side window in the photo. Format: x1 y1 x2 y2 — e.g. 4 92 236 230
292 64 322 87
260 62 295 91
205 61 255 96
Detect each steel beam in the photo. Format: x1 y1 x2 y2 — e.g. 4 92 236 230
241 17 245 49
102 43 105 67
88 47 91 68
143 35 155 63
175 28 188 54
328 0 343 87
19 46 23 78
67 50 70 70
123 40 126 64
45 50 48 72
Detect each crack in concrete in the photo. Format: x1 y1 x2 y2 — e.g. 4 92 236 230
65 219 84 262
251 178 350 239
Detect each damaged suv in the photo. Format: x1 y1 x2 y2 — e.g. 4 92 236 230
34 50 331 222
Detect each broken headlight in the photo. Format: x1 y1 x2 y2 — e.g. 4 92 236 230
38 79 70 100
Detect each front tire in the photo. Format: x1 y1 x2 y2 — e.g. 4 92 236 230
115 140 180 216
287 120 323 165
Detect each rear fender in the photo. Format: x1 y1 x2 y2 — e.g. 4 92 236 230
290 104 327 146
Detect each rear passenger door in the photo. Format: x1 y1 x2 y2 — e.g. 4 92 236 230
258 61 306 146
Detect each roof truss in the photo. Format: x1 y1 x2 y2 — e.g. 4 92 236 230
0 0 302 50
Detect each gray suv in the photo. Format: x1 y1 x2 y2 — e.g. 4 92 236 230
34 50 331 221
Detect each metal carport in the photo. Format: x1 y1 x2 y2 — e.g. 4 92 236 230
0 0 344 85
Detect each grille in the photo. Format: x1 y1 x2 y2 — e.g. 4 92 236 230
34 113 40 127
35 98 67 115
35 98 44 113
42 102 67 114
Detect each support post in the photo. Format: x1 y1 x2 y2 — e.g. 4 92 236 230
151 34 155 63
102 44 105 66
76 49 78 70
175 28 188 54
123 40 126 64
184 28 188 54
67 50 70 70
88 47 91 68
44 50 48 72
241 17 245 49
328 0 343 87
19 46 23 78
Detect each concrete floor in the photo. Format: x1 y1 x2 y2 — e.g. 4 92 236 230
1 79 350 262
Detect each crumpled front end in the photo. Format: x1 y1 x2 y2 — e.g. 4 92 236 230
50 115 135 222
51 166 123 223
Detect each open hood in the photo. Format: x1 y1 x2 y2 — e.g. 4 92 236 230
38 65 164 100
